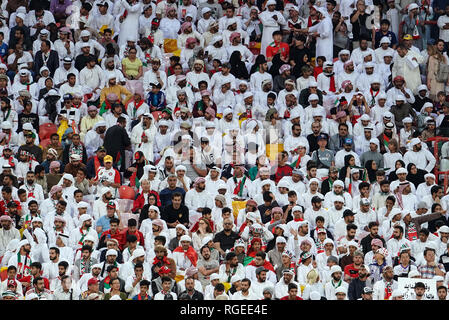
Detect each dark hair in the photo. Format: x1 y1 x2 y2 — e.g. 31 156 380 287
33 277 43 285
107 265 118 273
241 278 251 286
81 245 92 252
128 218 137 227
30 262 42 269
316 216 325 222
58 261 69 269
41 39 51 47
172 192 183 199
225 252 236 261
58 200 67 207
368 221 379 229
154 235 166 245
358 182 370 191
288 283 298 291
50 247 60 255
28 200 38 206
255 251 266 260
1 186 11 193
140 279 150 287
34 165 45 175
161 276 171 284
263 191 273 202
126 234 138 243
110 218 120 225
346 223 357 231
414 282 426 289
424 248 436 256
380 19 390 25
394 225 404 234
134 263 144 270
419 228 430 236
222 207 232 215
431 185 442 195
214 283 225 292
7 265 17 272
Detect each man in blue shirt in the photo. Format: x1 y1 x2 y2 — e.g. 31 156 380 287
159 174 186 207
374 19 398 48
96 201 117 235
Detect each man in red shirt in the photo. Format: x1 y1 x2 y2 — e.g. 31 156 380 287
266 30 290 62
98 218 124 250
280 283 303 300
273 151 293 184
0 186 22 216
344 250 364 281
119 218 145 250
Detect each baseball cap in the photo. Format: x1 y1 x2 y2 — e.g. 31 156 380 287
103 155 113 163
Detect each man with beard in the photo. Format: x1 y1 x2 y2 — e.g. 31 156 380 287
0 215 20 256
389 94 417 130
184 177 214 223
324 265 348 300
274 268 298 299
372 266 397 300
346 264 372 300
19 171 44 203
17 133 43 163
231 278 258 300
62 133 87 166
403 138 436 173
197 245 219 288
86 146 106 179
84 122 106 159
43 200 75 233
250 56 272 93
69 214 97 250
143 58 166 92
100 75 132 109
336 60 358 90
186 60 210 93
218 251 245 283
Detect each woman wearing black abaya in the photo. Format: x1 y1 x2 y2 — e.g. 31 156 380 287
364 160 378 183
230 51 250 80
268 53 284 78
338 154 356 181
406 163 426 188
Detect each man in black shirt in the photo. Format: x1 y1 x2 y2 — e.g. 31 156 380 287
17 98 39 133
161 192 189 229
213 217 240 257
178 276 204 300
348 265 370 300
360 221 386 254
17 133 43 163
306 121 322 154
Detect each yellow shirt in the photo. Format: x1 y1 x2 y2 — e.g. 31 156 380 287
122 57 142 77
99 85 132 105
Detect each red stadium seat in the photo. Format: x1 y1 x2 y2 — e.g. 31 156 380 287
39 123 58 141
119 185 135 200
40 138 51 149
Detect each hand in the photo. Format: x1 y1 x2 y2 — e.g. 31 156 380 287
290 228 298 237
273 15 278 20
127 167 137 173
